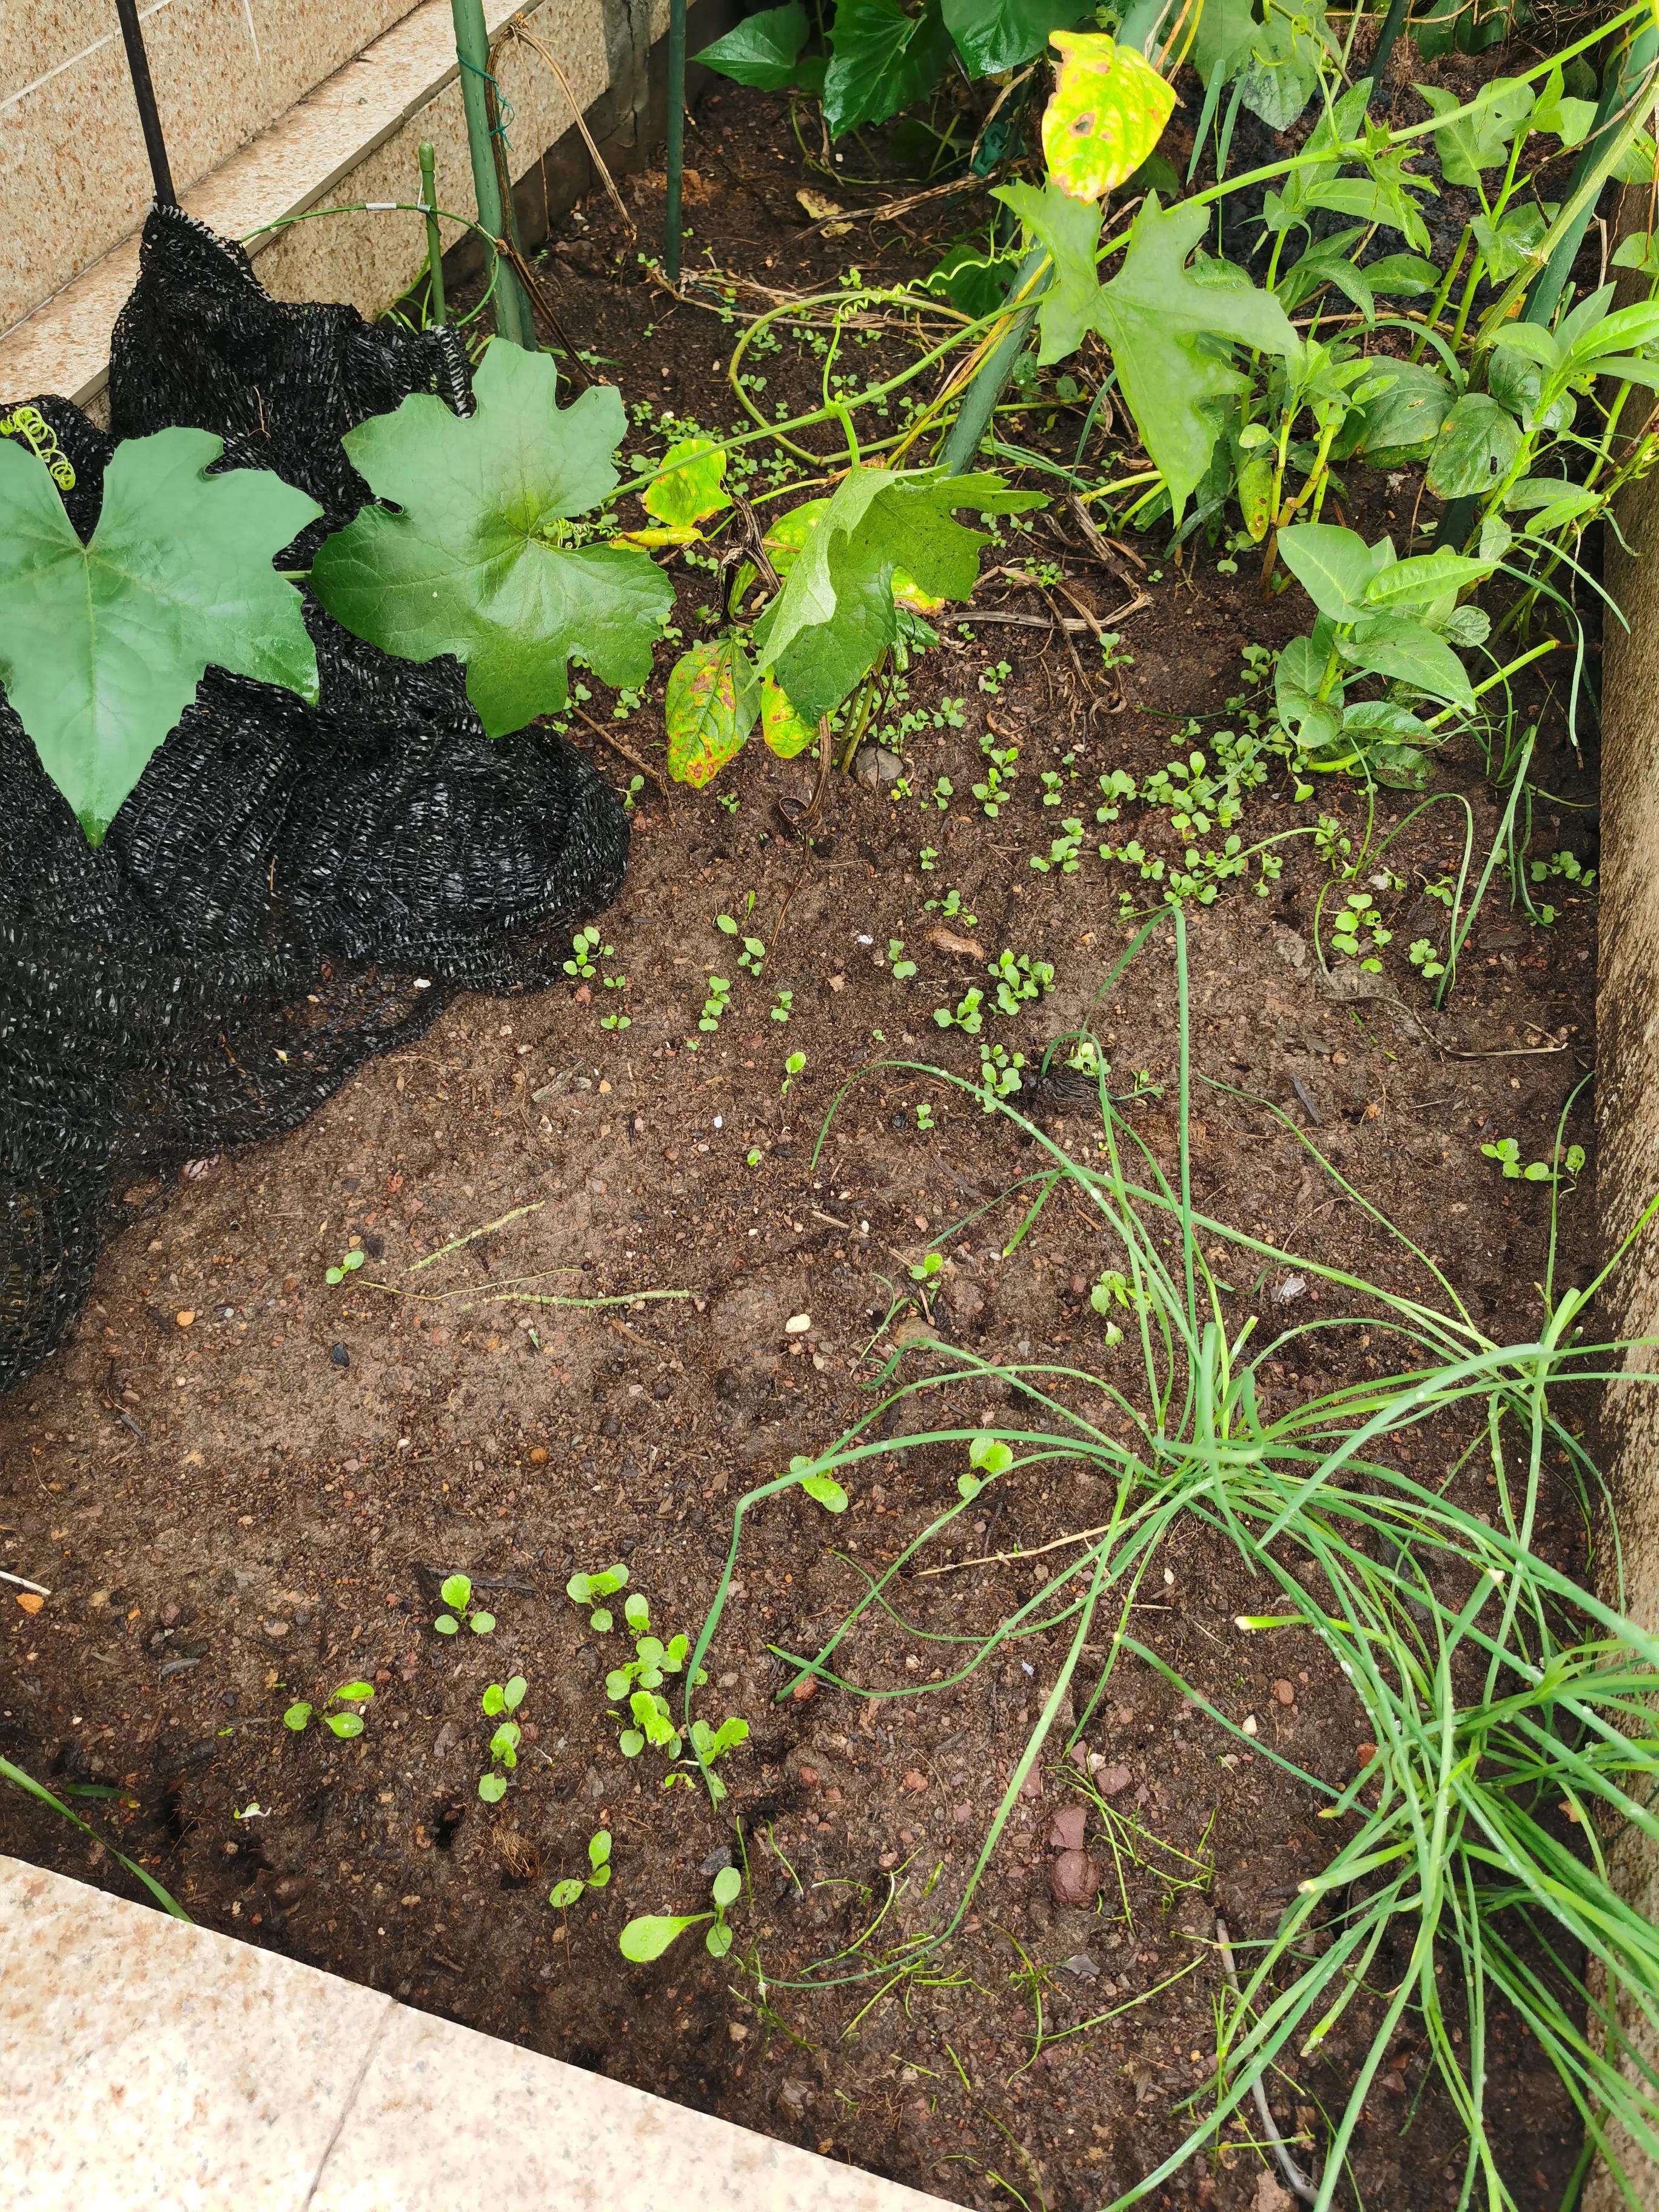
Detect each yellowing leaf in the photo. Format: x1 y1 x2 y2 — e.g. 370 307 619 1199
1042 32 1176 202
642 437 731 530
797 188 852 236
666 635 760 785
760 674 820 757
894 568 946 614
613 524 702 548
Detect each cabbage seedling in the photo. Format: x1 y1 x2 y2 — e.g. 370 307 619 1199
434 1572 495 1636
549 1829 612 1909
283 1680 375 1738
566 1562 629 1631
619 1865 742 1962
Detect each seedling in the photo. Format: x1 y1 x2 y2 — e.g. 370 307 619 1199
1481 1138 1586 1184
990 950 1054 1013
770 988 794 1022
549 1830 613 1909
478 1676 526 1801
746 1147 763 1167
1330 890 1392 972
919 845 940 871
283 1681 375 1738
915 1101 936 1131
618 1865 742 1962
566 1562 629 1631
782 1050 806 1098
688 1715 751 1803
971 731 1019 816
910 1251 945 1284
717 899 766 976
958 1434 1013 1502
564 926 611 980
930 775 954 811
925 887 977 925
1409 939 1447 980
324 1247 366 1287
1031 820 1085 875
697 977 732 1033
888 939 917 980
434 1572 495 1637
977 659 1013 695
934 987 985 1036
979 1039 1025 1105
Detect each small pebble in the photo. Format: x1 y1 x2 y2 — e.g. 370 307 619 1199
1272 1679 1296 1706
330 1343 350 1368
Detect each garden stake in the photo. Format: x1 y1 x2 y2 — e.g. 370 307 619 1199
940 245 1048 475
665 0 688 281
112 0 176 206
449 0 536 349
418 142 447 327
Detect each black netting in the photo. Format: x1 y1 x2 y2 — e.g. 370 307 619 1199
0 204 630 1392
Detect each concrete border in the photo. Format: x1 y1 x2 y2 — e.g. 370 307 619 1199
0 0 737 412
1 1854 953 2212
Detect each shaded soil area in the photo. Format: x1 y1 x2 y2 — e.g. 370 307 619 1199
1 82 1603 2212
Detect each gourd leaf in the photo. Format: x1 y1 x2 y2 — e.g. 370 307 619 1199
1093 196 1297 515
753 467 1042 722
994 181 1104 364
643 437 731 530
1341 360 1456 465
823 0 953 137
943 0 1085 77
1040 32 1176 200
0 429 320 845
311 340 673 735
760 674 820 758
665 634 761 785
694 1 810 86
1414 79 1533 186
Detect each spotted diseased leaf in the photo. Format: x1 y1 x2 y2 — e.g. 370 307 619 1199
754 467 1042 723
760 673 819 758
642 437 731 531
665 635 761 785
1041 32 1176 201
0 430 320 845
1093 196 1297 515
311 340 673 734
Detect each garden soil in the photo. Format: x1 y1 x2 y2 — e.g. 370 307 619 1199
0 81 1602 2212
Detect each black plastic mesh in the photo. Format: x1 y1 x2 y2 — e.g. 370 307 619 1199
0 204 630 1392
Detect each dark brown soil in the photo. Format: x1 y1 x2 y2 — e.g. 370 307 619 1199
1 87 1601 2212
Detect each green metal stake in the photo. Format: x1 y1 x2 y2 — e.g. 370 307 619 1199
449 0 535 347
419 141 447 327
665 0 687 281
940 246 1048 474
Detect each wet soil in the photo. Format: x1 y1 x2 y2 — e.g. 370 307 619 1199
0 82 1603 2212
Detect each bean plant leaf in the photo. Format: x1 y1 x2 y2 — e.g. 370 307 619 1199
823 0 953 137
1040 32 1176 201
1342 614 1474 707
693 1 809 85
943 0 1085 76
1425 392 1521 498
642 437 731 531
1276 525 1396 623
1093 196 1297 515
760 674 819 757
1343 361 1456 465
754 467 1042 722
0 431 320 846
619 1912 706 1962
665 635 762 786
311 340 673 735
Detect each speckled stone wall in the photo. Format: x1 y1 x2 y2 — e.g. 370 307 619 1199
1 0 424 335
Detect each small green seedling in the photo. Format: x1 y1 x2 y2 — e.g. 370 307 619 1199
434 1572 495 1637
910 1251 944 1284
958 1433 1013 1502
564 926 611 980
782 1050 806 1098
478 1677 526 1801
1409 938 1447 980
888 939 917 980
770 988 794 1022
688 1715 751 1803
1481 1138 1586 1184
324 1247 366 1287
619 1865 742 1962
549 1830 612 1909
566 1563 629 1632
717 903 766 976
284 1681 375 1738
698 977 732 1033
915 1101 936 1131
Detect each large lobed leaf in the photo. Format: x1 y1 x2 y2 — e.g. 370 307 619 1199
311 340 673 735
754 466 1041 722
0 428 320 844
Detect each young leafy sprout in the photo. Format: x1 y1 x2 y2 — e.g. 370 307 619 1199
324 1248 366 1287
618 1864 742 1963
910 1250 945 1284
549 1830 612 1910
478 1675 526 1802
782 1050 806 1098
688 1715 751 1803
566 1562 629 1632
1482 1137 1586 1183
957 1433 1013 1503
434 1572 495 1636
284 1681 375 1737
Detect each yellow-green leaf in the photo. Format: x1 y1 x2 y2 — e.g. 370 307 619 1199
760 673 819 757
1041 31 1176 201
643 437 731 529
666 635 760 785
614 523 701 549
